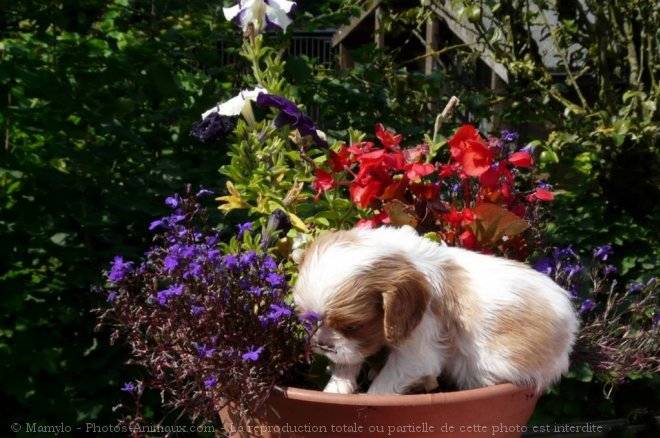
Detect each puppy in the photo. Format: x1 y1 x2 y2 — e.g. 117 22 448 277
293 226 578 395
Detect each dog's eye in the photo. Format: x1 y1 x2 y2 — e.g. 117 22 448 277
344 325 359 333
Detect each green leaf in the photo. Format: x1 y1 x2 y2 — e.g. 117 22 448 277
567 362 594 383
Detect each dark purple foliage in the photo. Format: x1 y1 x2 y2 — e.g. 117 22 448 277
534 244 659 383
95 186 309 427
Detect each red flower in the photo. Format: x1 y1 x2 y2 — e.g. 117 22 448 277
479 167 500 188
447 125 493 177
311 168 335 199
461 208 476 226
459 230 475 249
533 187 554 201
403 143 430 163
355 210 390 229
448 124 481 158
508 151 534 167
347 141 374 156
329 146 351 172
375 123 403 150
404 163 435 181
350 179 382 209
409 182 440 200
461 140 493 177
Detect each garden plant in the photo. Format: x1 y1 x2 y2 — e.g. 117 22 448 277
2 0 658 434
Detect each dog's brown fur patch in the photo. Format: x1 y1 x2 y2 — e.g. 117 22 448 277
430 261 478 338
324 253 431 356
488 289 569 372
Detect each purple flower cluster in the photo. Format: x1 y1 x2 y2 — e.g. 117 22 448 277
533 245 659 383
107 256 133 282
533 245 581 281
501 129 519 143
96 186 309 423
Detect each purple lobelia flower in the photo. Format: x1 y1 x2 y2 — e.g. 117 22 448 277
241 346 264 362
165 194 180 209
501 129 519 143
108 256 133 282
256 93 328 148
602 264 617 276
593 245 613 261
196 343 215 358
264 272 284 287
163 254 179 272
266 303 292 321
563 264 583 279
196 187 214 197
157 283 184 305
121 382 137 393
204 375 218 388
95 187 310 423
533 257 554 276
237 222 253 241
299 311 321 330
239 251 258 268
191 305 206 317
223 254 238 270
579 299 596 313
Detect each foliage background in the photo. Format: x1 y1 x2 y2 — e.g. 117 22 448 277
1 0 657 432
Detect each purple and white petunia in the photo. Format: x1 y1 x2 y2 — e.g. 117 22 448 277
256 93 328 148
223 0 297 35
201 86 268 125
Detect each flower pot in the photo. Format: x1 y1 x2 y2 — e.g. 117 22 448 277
220 383 540 437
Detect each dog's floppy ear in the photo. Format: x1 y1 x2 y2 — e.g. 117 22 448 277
379 256 431 346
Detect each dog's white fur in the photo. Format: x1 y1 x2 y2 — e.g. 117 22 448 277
293 226 579 395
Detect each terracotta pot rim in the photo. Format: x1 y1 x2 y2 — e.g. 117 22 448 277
274 383 537 407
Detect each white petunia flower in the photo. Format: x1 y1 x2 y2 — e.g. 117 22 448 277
223 0 297 35
201 86 268 126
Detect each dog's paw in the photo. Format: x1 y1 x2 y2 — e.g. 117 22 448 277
323 377 357 394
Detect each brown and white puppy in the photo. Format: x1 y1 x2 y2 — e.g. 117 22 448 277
293 226 579 394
